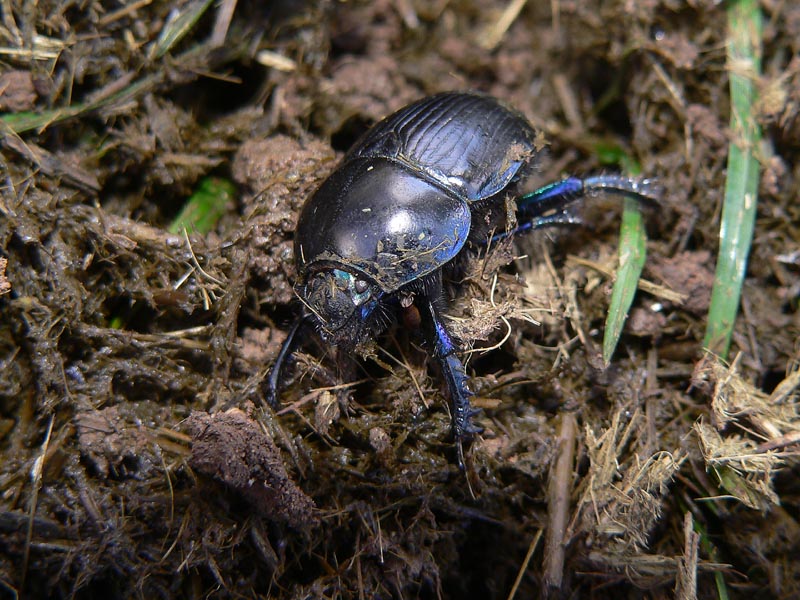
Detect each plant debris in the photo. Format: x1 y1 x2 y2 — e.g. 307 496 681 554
1 0 799 598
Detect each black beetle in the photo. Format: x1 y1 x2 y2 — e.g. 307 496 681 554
265 92 658 465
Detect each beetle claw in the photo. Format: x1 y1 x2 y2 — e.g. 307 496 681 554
454 414 483 472
455 407 483 435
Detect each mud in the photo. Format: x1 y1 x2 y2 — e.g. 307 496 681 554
1 0 799 598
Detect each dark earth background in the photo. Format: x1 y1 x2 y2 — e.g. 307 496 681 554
1 0 799 598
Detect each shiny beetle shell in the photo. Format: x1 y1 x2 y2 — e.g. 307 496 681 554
294 93 537 293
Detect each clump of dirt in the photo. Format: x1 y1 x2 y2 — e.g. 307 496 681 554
187 407 318 528
1 0 800 598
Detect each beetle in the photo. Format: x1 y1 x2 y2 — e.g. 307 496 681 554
264 92 658 465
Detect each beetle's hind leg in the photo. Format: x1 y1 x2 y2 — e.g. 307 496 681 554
495 174 661 241
422 299 482 469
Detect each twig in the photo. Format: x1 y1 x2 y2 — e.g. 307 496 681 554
675 512 700 600
506 529 543 600
480 0 527 50
567 254 688 304
543 412 577 591
22 415 54 592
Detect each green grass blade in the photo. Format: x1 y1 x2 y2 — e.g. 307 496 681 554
703 0 762 359
1 70 156 134
603 196 646 365
151 0 215 59
692 514 730 600
168 176 235 235
594 142 647 365
1 106 87 133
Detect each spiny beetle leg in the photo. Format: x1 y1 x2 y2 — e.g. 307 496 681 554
424 300 482 469
512 174 661 234
492 207 583 243
264 316 305 409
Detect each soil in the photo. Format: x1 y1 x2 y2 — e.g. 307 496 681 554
1 0 800 598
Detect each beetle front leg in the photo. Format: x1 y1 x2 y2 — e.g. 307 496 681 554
264 316 307 408
422 299 482 468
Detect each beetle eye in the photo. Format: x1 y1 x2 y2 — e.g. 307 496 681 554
354 279 369 294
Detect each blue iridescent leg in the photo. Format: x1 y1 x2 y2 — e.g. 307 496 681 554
423 299 482 469
495 174 660 241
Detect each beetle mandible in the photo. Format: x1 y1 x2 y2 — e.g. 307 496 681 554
265 92 658 466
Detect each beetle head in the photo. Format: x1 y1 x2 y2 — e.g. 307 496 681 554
301 268 381 348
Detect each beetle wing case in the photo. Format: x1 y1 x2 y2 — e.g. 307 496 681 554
295 157 471 293
347 92 538 203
